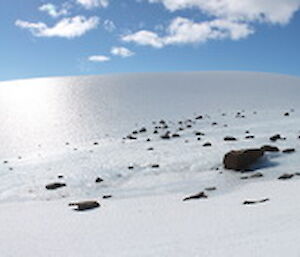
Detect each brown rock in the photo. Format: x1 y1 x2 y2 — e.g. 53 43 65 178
223 149 264 171
261 145 280 152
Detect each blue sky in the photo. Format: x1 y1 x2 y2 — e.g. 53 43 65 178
1 0 300 81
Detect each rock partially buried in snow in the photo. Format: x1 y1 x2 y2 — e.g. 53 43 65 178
224 136 238 141
243 198 269 205
45 182 66 190
261 145 280 152
282 148 296 153
69 201 100 211
223 149 264 171
278 173 294 180
183 191 208 201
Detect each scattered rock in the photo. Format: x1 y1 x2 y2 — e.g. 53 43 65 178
211 122 218 126
284 112 290 116
127 135 137 140
223 148 264 171
172 133 180 138
69 201 100 211
203 142 212 147
58 175 64 179
270 134 285 142
205 187 217 191
146 138 151 142
195 131 205 136
294 172 300 176
45 182 66 190
93 142 99 145
282 148 296 153
147 147 154 151
160 132 171 140
241 172 264 180
128 166 134 170
243 198 269 205
95 177 104 183
139 127 147 133
261 145 280 152
151 164 160 168
245 135 255 139
102 195 112 199
195 115 203 120
278 173 294 180
183 191 208 201
224 136 237 141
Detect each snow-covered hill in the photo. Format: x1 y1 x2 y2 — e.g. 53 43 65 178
0 71 300 257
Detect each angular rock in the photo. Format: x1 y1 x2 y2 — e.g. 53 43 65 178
243 198 269 205
223 148 264 171
69 201 100 211
95 177 104 183
203 142 212 147
269 134 285 142
183 191 208 201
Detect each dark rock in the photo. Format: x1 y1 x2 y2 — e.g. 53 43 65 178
294 172 300 176
203 142 212 147
243 198 269 205
197 137 201 141
69 201 100 211
245 135 255 139
284 112 290 116
195 131 205 136
132 130 138 135
241 172 263 180
160 132 171 139
58 175 64 179
245 130 250 134
282 148 295 153
139 127 147 133
211 122 218 126
151 164 160 168
186 124 192 128
146 138 151 142
270 134 285 142
223 148 264 171
261 145 280 152
183 191 208 201
45 182 66 190
205 187 216 191
153 130 158 134
102 195 112 199
224 136 237 141
95 177 104 183
127 135 137 140
128 166 134 170
172 133 180 138
159 120 166 125
147 147 154 151
195 115 203 120
278 173 294 180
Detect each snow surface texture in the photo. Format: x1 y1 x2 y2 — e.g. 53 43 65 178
0 71 300 257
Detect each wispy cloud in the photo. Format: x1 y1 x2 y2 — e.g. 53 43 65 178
111 47 135 57
88 55 111 62
15 16 99 39
122 17 253 48
38 3 69 18
103 19 116 32
76 0 109 9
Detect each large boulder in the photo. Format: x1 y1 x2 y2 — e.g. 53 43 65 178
223 148 264 171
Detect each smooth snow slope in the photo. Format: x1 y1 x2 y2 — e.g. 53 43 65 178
0 71 300 257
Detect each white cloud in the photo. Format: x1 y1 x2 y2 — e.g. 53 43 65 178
88 55 111 62
111 47 135 57
103 19 116 32
122 17 253 48
122 30 164 48
38 3 69 18
147 0 300 25
15 16 99 39
76 0 109 9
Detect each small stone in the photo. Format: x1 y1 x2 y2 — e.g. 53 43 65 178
69 201 100 211
203 142 212 147
151 164 160 168
45 182 66 190
261 145 280 152
270 134 285 142
127 135 137 140
172 133 180 138
95 177 104 183
183 191 208 201
205 187 216 191
282 148 295 153
245 135 255 139
224 136 237 141
195 115 203 120
58 175 64 179
147 147 154 151
284 112 290 116
278 173 294 180
102 195 112 199
243 198 269 205
139 127 147 133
